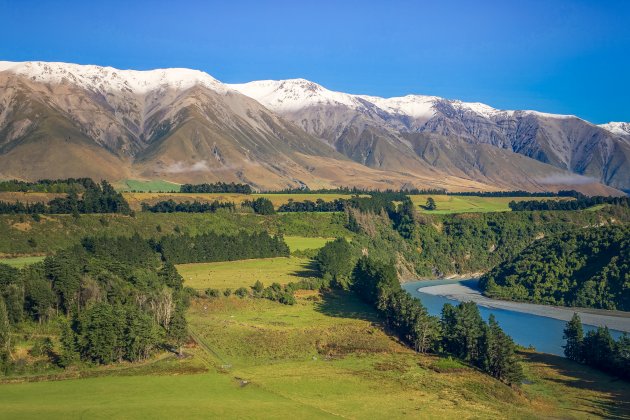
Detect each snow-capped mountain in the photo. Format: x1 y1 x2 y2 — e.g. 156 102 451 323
230 79 630 192
600 122 630 137
0 61 625 194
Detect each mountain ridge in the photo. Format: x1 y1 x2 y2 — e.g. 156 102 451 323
0 60 626 194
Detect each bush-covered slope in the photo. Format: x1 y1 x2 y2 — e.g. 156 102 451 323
479 226 630 310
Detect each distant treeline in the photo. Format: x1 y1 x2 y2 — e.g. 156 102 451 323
509 195 629 211
159 231 289 264
142 200 235 213
480 225 630 311
180 182 252 194
0 178 96 193
315 241 523 385
452 190 583 198
278 199 347 212
563 314 629 380
266 186 586 198
0 181 131 215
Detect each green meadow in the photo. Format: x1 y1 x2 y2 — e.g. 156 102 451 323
177 256 317 291
409 195 571 214
0 255 45 268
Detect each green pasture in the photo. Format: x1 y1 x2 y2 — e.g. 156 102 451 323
409 195 571 214
0 256 45 268
177 257 317 291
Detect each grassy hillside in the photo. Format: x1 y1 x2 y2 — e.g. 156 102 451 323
0 212 350 255
178 257 316 291
2 252 629 418
117 179 181 192
409 195 572 214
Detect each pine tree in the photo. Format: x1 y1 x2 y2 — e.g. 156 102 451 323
58 316 79 367
563 313 584 362
0 298 12 368
168 307 188 356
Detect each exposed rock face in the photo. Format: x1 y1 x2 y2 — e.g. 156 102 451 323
232 79 630 192
0 61 625 194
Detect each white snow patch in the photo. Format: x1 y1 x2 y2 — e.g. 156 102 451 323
0 61 228 94
599 121 630 136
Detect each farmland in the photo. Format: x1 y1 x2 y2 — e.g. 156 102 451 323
177 257 317 291
409 195 572 214
117 179 182 192
1 247 629 418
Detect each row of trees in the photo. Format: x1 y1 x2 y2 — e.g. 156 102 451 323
278 199 347 212
509 196 629 211
563 314 630 380
480 226 630 310
141 200 235 213
159 231 290 264
180 182 252 194
241 197 275 215
0 234 189 372
351 256 524 385
314 240 524 385
0 178 97 193
0 181 131 215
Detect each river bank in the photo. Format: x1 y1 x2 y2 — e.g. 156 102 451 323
419 279 630 333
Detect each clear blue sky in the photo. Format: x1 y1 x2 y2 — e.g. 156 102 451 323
1 0 628 123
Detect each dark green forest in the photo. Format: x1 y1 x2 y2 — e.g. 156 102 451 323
0 235 188 372
480 226 629 310
159 231 289 264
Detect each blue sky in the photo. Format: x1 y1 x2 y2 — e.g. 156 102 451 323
1 0 628 123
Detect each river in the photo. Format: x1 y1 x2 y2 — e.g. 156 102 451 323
403 279 630 356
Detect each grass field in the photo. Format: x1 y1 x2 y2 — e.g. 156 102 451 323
0 255 45 268
2 281 629 418
409 195 572 214
117 179 181 192
284 236 333 252
177 257 318 291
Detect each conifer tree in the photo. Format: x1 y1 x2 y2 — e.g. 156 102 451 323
563 313 584 362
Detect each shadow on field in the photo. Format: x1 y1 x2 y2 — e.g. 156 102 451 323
522 351 630 419
290 260 320 278
313 290 381 323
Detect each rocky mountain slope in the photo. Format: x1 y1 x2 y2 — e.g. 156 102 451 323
0 61 625 194
231 79 630 192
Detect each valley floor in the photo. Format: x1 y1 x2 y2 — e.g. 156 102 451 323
2 288 629 419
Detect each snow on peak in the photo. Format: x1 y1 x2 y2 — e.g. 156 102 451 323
599 121 630 136
228 79 360 112
0 61 228 94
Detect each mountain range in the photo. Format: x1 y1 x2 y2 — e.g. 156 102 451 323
0 61 627 194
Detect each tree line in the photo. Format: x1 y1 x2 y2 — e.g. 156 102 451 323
480 225 630 311
563 314 629 380
0 180 131 215
509 195 629 211
142 200 236 213
278 199 347 212
159 231 289 264
180 182 252 194
315 239 523 385
0 178 97 193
